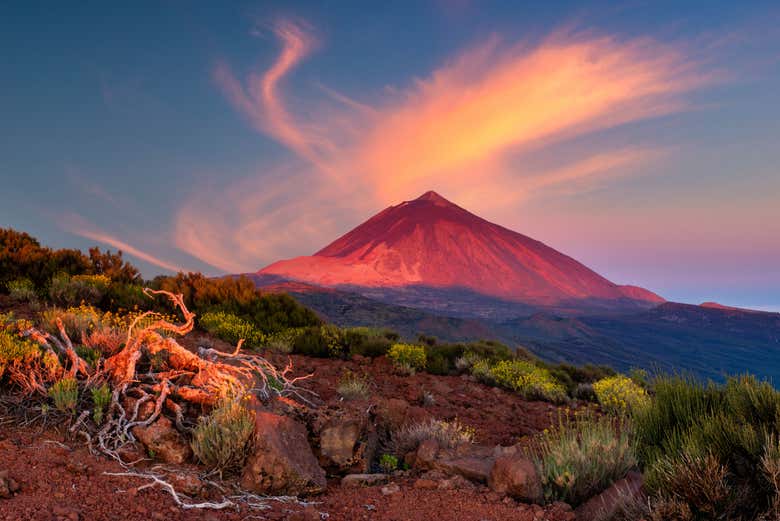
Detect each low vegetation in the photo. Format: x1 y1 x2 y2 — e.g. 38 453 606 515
390 418 475 456
529 414 636 506
191 397 256 476
388 343 427 374
593 375 649 415
336 370 371 400
200 310 266 348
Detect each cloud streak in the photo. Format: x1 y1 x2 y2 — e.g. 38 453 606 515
179 21 711 273
61 213 183 273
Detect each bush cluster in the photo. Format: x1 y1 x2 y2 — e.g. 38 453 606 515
199 310 266 348
634 374 780 518
475 359 567 403
388 343 427 374
593 375 649 415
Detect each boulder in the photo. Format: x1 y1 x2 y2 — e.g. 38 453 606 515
438 456 493 483
318 415 377 473
240 411 326 496
132 416 191 464
488 453 543 503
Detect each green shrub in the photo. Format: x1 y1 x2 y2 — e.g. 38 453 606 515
48 377 79 413
91 383 112 424
594 375 649 415
379 454 399 473
101 282 151 311
292 325 344 358
6 278 38 304
343 327 393 358
634 374 780 518
49 273 110 307
0 330 42 379
530 415 636 505
155 273 321 334
191 397 256 475
265 327 304 353
489 359 567 403
40 305 103 339
199 310 266 347
388 343 426 374
337 370 370 400
75 345 101 367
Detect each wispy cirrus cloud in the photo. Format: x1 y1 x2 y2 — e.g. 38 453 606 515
60 213 183 273
177 20 712 273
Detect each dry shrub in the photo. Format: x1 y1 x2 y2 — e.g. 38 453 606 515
390 418 475 456
337 370 370 400
191 397 256 476
592 485 649 521
83 326 125 357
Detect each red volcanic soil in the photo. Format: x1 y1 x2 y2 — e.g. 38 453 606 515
0 334 575 521
259 191 664 306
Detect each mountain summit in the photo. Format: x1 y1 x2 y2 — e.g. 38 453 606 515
258 191 664 307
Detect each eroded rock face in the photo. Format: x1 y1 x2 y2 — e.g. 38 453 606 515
132 416 192 464
240 411 326 496
318 415 376 473
488 453 543 503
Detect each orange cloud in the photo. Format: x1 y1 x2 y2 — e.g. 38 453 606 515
178 22 710 273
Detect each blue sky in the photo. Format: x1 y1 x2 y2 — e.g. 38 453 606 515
1 1 779 311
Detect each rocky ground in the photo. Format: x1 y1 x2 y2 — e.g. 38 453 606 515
0 332 598 521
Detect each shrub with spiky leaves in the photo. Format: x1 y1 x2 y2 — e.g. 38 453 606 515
48 377 79 413
91 383 111 424
530 414 636 506
191 397 256 476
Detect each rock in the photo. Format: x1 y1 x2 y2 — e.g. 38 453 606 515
320 418 365 469
381 483 400 495
413 438 439 468
488 453 543 503
413 478 439 489
437 474 476 490
132 416 192 464
0 470 20 498
169 472 204 497
341 473 389 488
240 411 327 496
442 456 493 483
574 471 643 521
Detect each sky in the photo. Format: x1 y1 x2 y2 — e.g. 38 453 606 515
1 1 779 311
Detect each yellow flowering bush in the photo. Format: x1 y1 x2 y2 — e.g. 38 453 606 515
489 359 567 403
388 343 426 373
199 310 266 348
593 375 649 415
0 330 42 380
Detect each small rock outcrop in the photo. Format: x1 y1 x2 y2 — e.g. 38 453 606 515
240 411 327 496
488 452 543 503
132 416 192 464
341 473 389 488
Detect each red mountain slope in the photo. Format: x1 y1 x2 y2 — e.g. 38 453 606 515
258 191 664 306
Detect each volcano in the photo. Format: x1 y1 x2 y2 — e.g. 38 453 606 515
257 191 663 310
